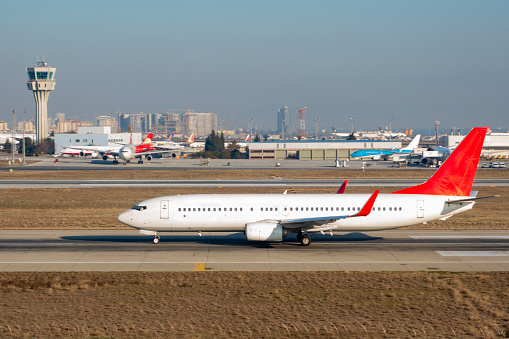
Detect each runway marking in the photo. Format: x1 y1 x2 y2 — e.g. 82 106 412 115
411 236 509 239
194 263 205 271
437 251 509 257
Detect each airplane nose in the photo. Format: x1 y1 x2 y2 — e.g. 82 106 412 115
117 210 132 226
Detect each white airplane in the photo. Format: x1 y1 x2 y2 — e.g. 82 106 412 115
118 127 493 246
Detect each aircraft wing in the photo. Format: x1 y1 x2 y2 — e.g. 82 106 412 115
279 190 379 230
64 146 119 154
133 149 181 157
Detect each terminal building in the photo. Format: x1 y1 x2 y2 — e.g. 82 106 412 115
249 140 401 160
54 126 141 154
439 133 509 158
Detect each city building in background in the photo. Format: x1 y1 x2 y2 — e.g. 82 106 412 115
183 112 217 137
26 60 56 143
277 106 290 137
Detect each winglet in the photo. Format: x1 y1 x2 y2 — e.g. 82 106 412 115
336 180 348 194
353 190 379 217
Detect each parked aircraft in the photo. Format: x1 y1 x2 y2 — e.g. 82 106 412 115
155 134 195 150
350 134 421 160
118 127 492 246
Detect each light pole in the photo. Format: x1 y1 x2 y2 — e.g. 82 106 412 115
315 118 320 139
22 110 26 165
389 117 393 140
11 110 15 163
349 117 355 134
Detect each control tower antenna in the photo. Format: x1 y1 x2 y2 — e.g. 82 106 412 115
26 60 56 144
297 107 307 139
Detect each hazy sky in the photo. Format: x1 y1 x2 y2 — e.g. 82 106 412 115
1 0 508 134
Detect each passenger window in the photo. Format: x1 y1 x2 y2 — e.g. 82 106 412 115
230 208 233 211
250 208 253 211
270 207 273 211
383 207 386 211
260 207 263 211
321 207 323 211
235 208 237 211
347 207 350 211
218 208 221 211
240 208 242 211
193 208 196 211
389 207 392 211
208 208 211 211
341 207 344 211
311 207 314 211
306 207 309 211
399 207 402 211
213 208 216 211
178 208 181 212
198 208 201 211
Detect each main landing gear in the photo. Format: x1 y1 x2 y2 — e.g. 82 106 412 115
297 231 311 246
153 234 161 244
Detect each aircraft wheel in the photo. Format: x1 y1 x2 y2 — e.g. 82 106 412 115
300 234 311 246
153 237 160 244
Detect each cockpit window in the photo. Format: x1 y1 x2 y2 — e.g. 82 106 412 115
132 205 147 211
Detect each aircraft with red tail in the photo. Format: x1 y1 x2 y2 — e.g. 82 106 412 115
118 127 495 245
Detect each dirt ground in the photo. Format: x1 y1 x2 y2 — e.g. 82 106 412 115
1 167 509 179
1 271 509 338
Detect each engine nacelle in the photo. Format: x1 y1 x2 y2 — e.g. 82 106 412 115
145 155 152 161
79 151 85 157
373 155 381 161
245 222 286 242
103 155 108 161
421 157 435 166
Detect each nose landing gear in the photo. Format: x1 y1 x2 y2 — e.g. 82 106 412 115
153 234 161 244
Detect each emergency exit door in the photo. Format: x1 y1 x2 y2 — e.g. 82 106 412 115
160 200 169 219
417 200 424 218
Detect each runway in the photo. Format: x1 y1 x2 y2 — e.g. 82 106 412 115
1 230 509 272
1 178 508 188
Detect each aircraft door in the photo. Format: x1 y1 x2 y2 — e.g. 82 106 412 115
417 200 424 218
160 200 169 219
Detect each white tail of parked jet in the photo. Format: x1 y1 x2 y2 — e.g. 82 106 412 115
118 127 492 246
402 134 421 150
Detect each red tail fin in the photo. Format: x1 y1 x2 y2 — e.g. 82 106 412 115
392 127 487 196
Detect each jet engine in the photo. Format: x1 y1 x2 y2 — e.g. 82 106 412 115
145 155 152 161
421 157 436 167
103 155 108 161
373 155 381 161
245 221 286 242
79 151 85 157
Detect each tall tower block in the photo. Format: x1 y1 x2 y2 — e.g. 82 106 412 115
26 61 56 143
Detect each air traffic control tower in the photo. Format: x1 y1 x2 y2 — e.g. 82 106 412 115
26 61 56 143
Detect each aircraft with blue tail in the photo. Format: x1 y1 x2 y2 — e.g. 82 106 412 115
350 134 421 160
